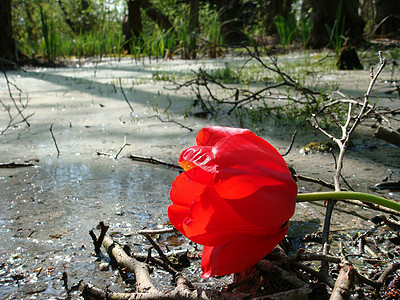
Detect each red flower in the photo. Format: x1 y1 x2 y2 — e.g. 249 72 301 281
168 126 297 278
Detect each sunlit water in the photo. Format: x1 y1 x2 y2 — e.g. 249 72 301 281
0 155 179 298
1 54 399 298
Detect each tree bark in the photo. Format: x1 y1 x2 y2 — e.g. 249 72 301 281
0 0 21 63
264 0 293 35
123 0 143 53
188 0 199 59
374 0 400 37
140 0 173 32
307 0 365 49
212 0 249 46
123 0 173 54
58 0 96 34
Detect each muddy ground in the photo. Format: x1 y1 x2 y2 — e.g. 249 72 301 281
0 53 399 299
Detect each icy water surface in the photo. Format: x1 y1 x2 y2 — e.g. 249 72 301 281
1 54 399 298
0 155 179 299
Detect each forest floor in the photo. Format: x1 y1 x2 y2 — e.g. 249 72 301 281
0 51 399 299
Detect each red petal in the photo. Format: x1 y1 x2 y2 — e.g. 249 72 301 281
167 204 190 234
168 170 207 234
179 146 216 174
221 185 297 228
196 126 253 146
182 186 262 246
213 133 295 199
200 227 289 278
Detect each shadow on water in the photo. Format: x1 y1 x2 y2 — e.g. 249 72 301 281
0 155 179 298
19 68 189 112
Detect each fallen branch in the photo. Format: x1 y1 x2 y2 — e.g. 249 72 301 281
253 284 328 300
138 228 176 235
89 221 109 256
257 260 308 288
150 115 193 132
374 125 400 147
84 224 249 299
0 162 35 168
127 154 181 170
330 260 355 300
115 136 131 159
102 235 158 294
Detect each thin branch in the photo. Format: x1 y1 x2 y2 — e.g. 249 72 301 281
49 124 61 158
306 52 387 287
119 77 134 113
127 154 181 170
138 228 177 235
115 136 131 159
281 130 298 156
2 69 30 127
150 115 193 132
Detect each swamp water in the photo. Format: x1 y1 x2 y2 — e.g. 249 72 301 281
0 55 399 299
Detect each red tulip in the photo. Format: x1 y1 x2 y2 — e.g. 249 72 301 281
168 126 297 278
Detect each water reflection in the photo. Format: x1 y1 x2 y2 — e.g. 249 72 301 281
0 156 178 298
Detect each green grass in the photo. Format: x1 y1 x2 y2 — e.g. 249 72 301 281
273 15 297 50
15 2 229 62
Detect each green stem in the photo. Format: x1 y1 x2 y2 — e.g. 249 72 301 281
296 191 400 212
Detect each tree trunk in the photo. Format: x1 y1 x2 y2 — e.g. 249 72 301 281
375 0 400 37
139 0 173 32
0 0 21 63
213 0 249 46
123 0 173 54
123 0 142 53
307 0 365 49
188 0 199 59
58 0 96 34
264 0 293 35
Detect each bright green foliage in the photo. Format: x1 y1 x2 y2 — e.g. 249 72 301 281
39 6 58 62
298 12 312 46
200 3 222 58
11 0 226 61
12 0 124 60
273 15 297 49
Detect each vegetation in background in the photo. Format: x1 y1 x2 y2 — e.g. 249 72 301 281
324 0 346 54
8 0 398 62
11 0 226 61
12 0 123 60
273 15 297 49
39 6 58 62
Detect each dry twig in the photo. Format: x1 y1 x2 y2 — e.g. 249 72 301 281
49 124 61 158
115 136 131 159
307 51 386 299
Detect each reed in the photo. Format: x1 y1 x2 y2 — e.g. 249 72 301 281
325 0 346 54
18 1 233 61
39 6 58 62
273 14 297 50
